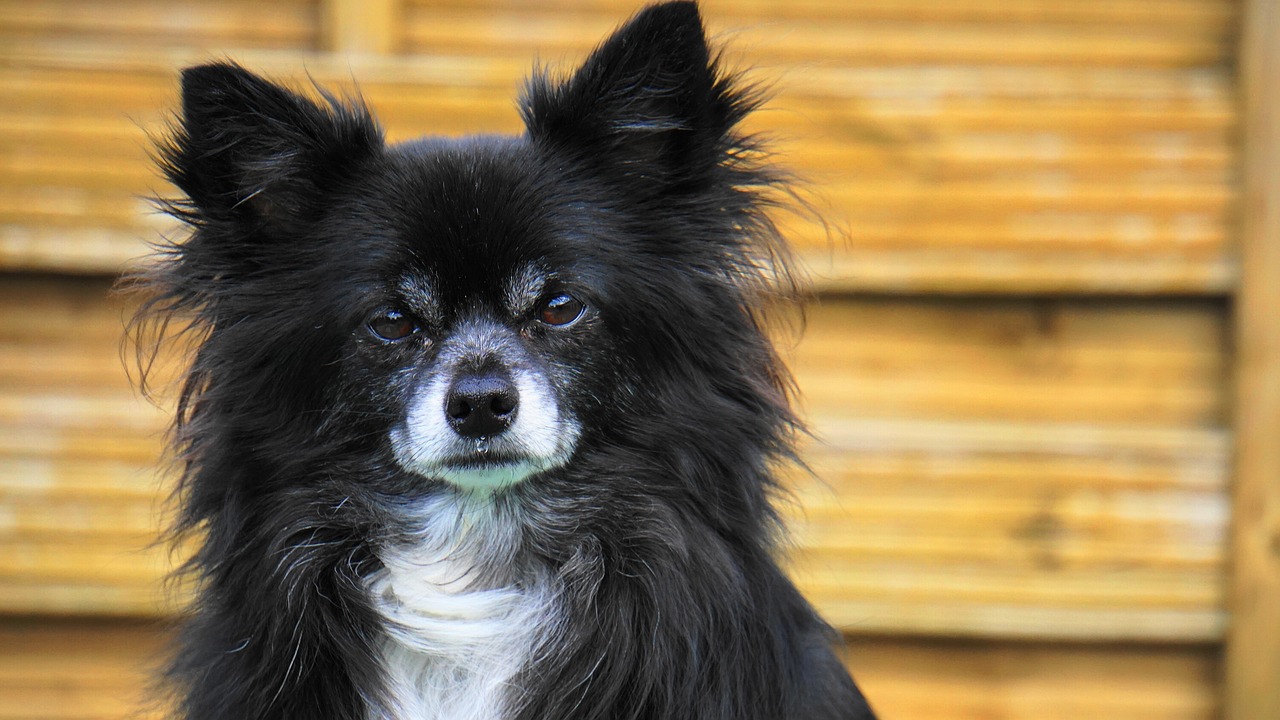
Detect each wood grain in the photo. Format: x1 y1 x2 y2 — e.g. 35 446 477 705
0 619 1220 720
0 620 168 720
0 277 1232 641
0 0 319 50
0 277 174 614
401 1 1235 67
410 0 1236 29
844 636 1219 720
0 0 1240 292
321 0 397 54
0 0 1251 714
786 299 1230 641
1224 0 1280 717
793 298 1227 426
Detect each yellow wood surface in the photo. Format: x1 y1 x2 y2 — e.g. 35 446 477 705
0 0 1240 292
321 0 397 54
844 636 1219 720
0 621 167 720
0 620 1219 720
1224 0 1280 717
0 277 173 615
403 0 1236 67
786 298 1229 641
0 0 319 49
0 0 1250 712
0 276 1230 642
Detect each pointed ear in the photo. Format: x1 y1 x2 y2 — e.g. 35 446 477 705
161 62 383 232
521 1 749 191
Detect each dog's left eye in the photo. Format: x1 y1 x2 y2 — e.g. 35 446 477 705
368 310 419 341
539 293 585 327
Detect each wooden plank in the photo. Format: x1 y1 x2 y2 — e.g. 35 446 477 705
396 0 1241 291
0 41 1239 290
0 619 1220 720
788 419 1229 641
0 276 175 615
1224 0 1280 717
0 288 1234 638
0 0 319 50
794 299 1227 426
320 0 398 54
785 298 1230 641
400 7 1233 68
0 620 167 719
844 636 1219 720
801 251 1235 296
411 0 1237 30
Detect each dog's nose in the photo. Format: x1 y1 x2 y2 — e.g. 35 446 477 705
445 370 518 439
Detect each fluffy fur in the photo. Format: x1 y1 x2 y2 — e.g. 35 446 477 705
133 2 876 718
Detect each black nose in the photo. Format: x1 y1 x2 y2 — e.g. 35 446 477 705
445 370 518 439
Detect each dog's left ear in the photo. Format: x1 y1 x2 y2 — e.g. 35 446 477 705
521 1 747 192
162 62 383 234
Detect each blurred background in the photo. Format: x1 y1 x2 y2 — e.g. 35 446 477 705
1 0 1276 718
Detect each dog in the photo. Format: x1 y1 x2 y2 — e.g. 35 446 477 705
135 2 876 718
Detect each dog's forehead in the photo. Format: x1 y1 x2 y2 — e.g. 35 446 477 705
397 261 549 317
373 137 601 316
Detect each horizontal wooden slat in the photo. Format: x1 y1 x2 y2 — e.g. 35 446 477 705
0 0 319 50
401 5 1234 68
0 2 1246 714
411 0 1237 30
802 250 1236 295
0 459 161 499
785 298 1229 641
0 620 167 720
843 636 1219 720
0 9 1239 291
0 276 175 614
0 276 1232 641
795 298 1227 425
790 428 1230 640
0 620 1220 720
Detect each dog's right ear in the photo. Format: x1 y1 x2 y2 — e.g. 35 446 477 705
161 62 383 233
520 2 745 196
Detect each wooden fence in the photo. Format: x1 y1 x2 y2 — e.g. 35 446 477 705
0 0 1275 717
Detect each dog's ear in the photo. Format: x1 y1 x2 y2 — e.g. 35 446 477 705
521 1 749 192
161 62 383 233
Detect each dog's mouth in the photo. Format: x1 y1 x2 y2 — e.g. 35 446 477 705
392 427 576 493
391 428 577 494
439 441 528 472
446 435 518 462
431 455 554 492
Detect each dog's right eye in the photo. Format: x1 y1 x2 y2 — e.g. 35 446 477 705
368 310 419 341
538 293 586 327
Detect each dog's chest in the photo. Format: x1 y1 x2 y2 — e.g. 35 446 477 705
368 514 554 720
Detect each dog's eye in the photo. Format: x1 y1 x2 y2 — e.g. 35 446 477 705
539 293 585 327
368 310 419 341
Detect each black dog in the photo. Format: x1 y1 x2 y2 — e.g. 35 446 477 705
137 2 876 718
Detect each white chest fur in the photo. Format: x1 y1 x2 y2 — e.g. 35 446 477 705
367 496 556 720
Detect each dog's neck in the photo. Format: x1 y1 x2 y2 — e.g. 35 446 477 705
367 491 557 720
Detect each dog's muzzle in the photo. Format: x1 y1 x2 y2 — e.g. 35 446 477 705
389 322 580 493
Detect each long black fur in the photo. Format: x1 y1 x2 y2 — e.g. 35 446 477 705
132 3 876 718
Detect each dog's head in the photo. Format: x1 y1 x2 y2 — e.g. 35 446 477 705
375 258 587 492
144 2 795 500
